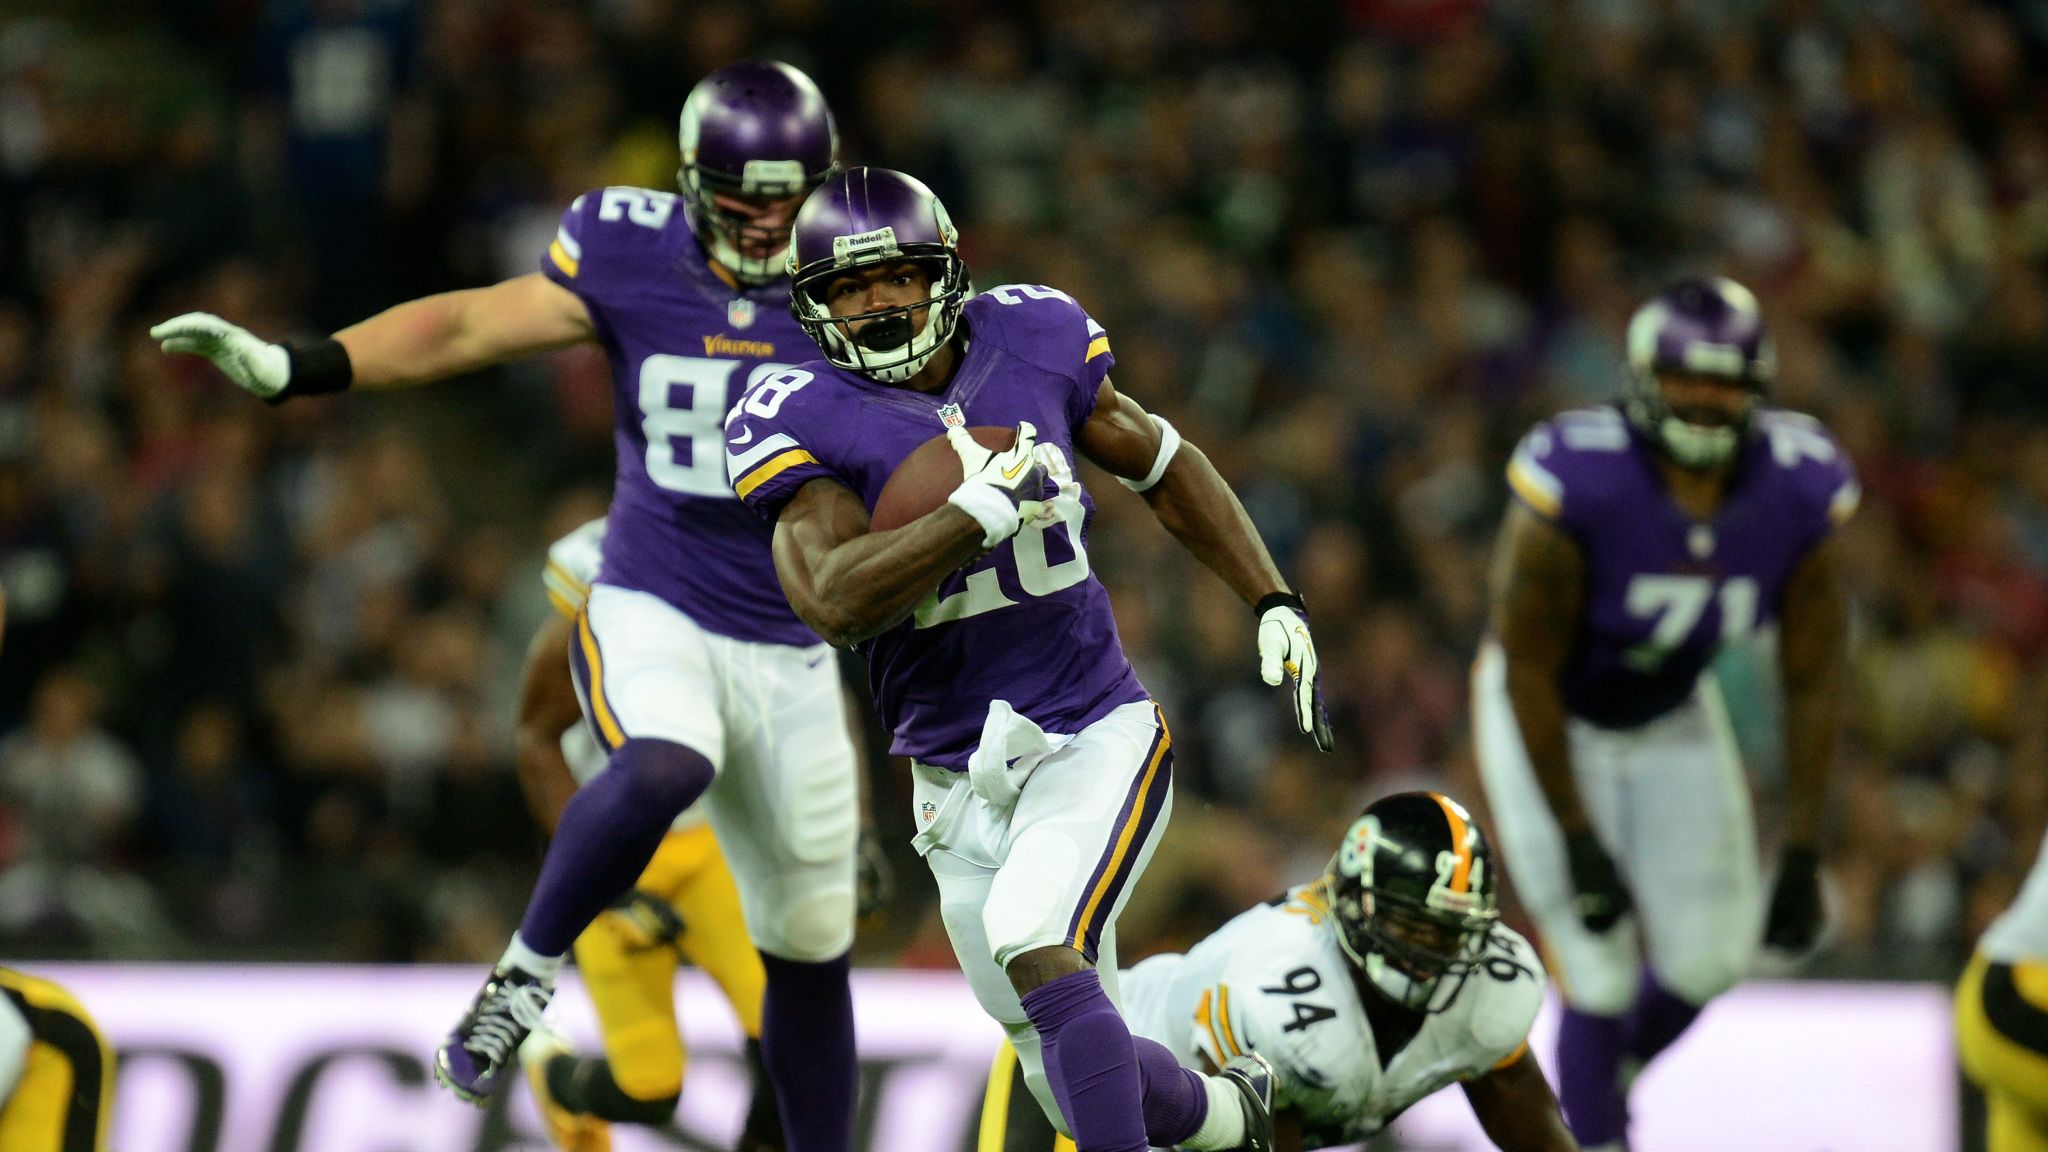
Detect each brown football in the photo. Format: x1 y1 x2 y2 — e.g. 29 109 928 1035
869 425 1017 532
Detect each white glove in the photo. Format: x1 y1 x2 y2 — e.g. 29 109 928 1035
151 312 292 400
946 421 1049 548
1258 594 1334 752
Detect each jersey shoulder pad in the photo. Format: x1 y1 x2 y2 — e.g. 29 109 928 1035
1453 927 1547 1073
968 284 1113 423
542 187 689 288
1199 913 1356 1097
543 517 607 617
1505 406 1633 526
725 360 840 520
1751 408 1860 533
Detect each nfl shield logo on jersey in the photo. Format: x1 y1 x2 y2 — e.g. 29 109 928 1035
727 298 756 329
937 403 966 430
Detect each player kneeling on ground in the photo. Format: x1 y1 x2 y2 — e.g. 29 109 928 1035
985 792 1576 1152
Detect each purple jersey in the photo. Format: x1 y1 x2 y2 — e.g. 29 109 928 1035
726 285 1148 767
541 186 818 646
1505 404 1859 729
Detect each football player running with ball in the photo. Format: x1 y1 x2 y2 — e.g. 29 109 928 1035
989 792 1577 1152
154 62 866 1150
1474 277 1856 1151
726 167 1332 1152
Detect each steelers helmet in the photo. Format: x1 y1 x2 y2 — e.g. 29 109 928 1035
1327 791 1501 1013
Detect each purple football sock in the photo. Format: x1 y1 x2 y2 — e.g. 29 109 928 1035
1133 1034 1208 1146
1557 1006 1629 1146
760 951 856 1152
1626 971 1705 1064
516 738 714 955
1019 969 1148 1152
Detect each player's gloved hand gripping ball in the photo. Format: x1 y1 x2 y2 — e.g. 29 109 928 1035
151 313 353 404
944 421 1049 548
1256 592 1334 752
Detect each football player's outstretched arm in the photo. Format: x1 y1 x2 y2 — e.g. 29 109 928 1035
1077 379 1332 750
772 477 990 647
513 612 586 836
1764 533 1848 950
1461 1048 1580 1152
335 274 595 389
153 273 594 401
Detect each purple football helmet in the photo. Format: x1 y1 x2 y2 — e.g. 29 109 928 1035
1623 276 1776 468
788 167 971 383
677 60 839 285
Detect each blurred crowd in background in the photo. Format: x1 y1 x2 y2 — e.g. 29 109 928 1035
0 0 2043 979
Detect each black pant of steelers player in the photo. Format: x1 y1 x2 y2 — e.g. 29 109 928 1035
0 969 115 1152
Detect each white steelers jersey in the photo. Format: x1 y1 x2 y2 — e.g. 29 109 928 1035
542 517 705 832
1121 881 1544 1145
1981 827 2048 963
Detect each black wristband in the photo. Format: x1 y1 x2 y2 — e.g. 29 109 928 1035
1255 591 1306 618
279 337 353 403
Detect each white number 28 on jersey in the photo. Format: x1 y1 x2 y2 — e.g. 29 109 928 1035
638 356 797 498
913 446 1091 627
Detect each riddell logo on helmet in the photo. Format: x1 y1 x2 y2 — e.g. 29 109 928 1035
833 227 900 263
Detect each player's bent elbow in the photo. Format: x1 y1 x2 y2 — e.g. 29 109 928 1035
794 584 896 648
796 602 867 649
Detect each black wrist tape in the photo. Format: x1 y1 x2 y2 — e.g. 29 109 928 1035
1255 591 1306 618
281 337 353 402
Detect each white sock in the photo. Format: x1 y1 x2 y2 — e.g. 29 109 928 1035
1181 1074 1248 1150
499 933 563 982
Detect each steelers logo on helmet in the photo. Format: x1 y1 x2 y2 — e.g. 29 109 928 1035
787 168 973 384
1327 792 1501 1014
676 60 841 286
1623 275 1775 470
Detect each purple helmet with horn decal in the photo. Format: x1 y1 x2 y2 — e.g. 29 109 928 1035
677 60 840 285
1623 276 1776 468
787 167 972 383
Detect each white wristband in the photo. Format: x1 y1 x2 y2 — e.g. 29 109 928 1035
1118 414 1182 492
948 484 1020 548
